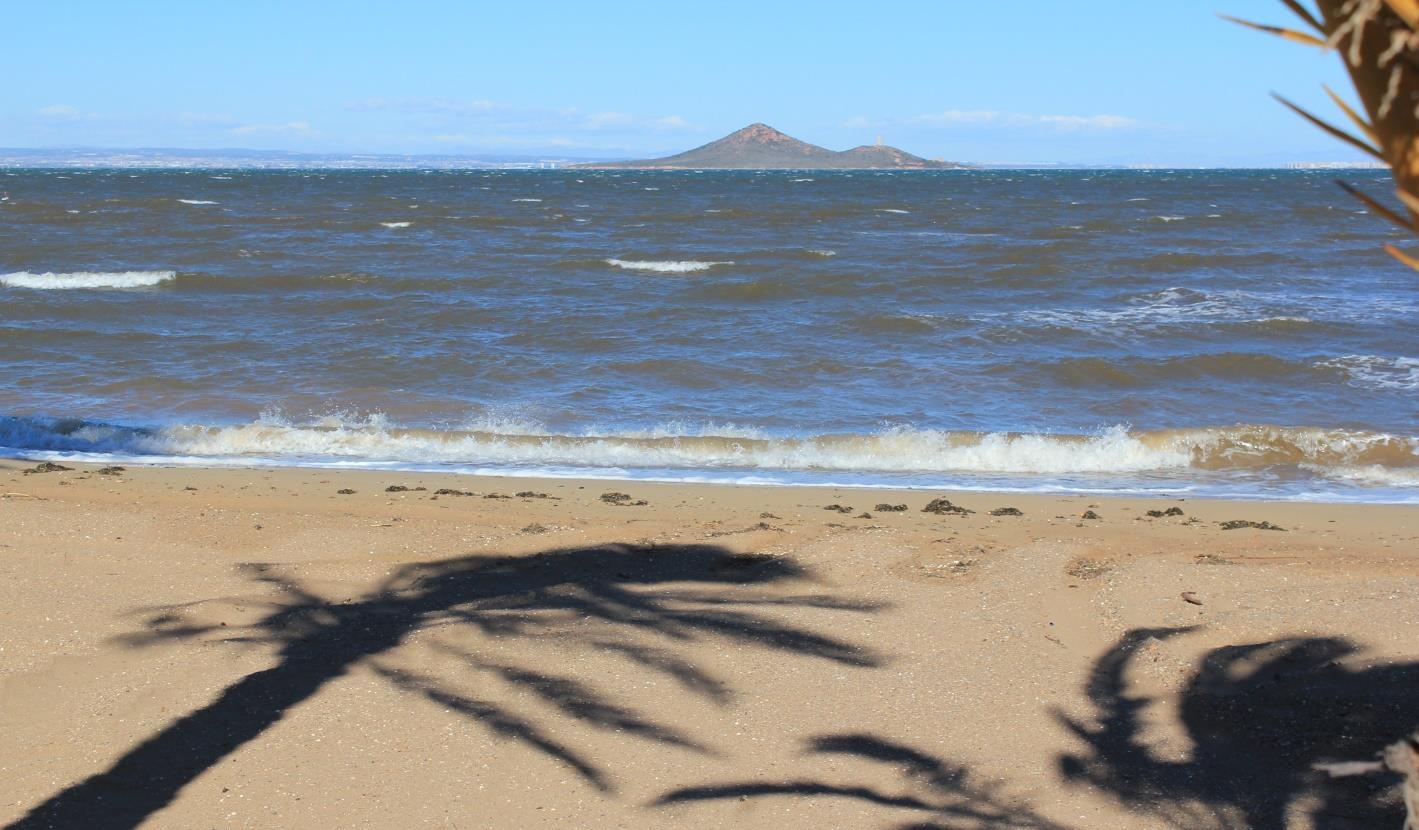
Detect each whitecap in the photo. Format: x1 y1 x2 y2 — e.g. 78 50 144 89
0 270 176 290
605 259 733 273
380 221 411 229
512 198 543 202
877 208 911 214
177 199 218 205
1318 355 1419 390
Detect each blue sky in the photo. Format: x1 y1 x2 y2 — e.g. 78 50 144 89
6 1 1371 165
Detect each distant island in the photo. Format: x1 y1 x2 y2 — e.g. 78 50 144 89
573 123 968 170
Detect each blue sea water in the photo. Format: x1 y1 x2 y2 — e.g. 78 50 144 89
1 168 1416 500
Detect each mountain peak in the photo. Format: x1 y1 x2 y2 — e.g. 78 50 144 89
575 123 967 170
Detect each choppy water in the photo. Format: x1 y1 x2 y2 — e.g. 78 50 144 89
2 168 1416 500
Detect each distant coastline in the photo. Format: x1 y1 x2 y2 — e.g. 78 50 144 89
0 147 1388 171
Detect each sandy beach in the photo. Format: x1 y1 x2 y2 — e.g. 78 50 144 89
1 459 1416 828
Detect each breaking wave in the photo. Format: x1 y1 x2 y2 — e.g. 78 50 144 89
0 270 177 290
1 415 1414 497
605 259 733 273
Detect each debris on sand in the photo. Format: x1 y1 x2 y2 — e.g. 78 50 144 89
874 503 908 512
707 521 782 537
923 498 974 516
1219 520 1286 531
823 504 854 513
1146 507 1185 518
1066 557 1112 580
23 462 72 475
855 512 873 519
520 523 549 534
435 488 474 496
990 507 1023 516
516 491 559 499
337 488 356 495
1080 510 1101 520
1181 591 1204 605
97 466 126 476
1195 553 1233 565
601 492 648 506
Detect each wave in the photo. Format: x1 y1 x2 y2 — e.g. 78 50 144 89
177 199 218 205
0 270 176 290
380 221 411 228
1318 355 1419 391
606 259 733 273
1 416 1414 492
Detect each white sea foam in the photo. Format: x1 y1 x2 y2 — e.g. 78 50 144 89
512 198 543 202
806 249 837 257
0 270 176 290
380 221 411 228
3 416 1415 499
605 259 733 273
1319 355 1419 391
177 199 218 205
877 208 911 214
1152 215 1187 222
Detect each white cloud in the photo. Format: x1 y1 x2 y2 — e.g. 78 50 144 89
847 110 1138 131
907 110 1139 130
348 98 499 115
346 96 699 135
230 121 313 136
38 104 85 120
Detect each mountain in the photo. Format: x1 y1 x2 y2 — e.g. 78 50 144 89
574 123 967 170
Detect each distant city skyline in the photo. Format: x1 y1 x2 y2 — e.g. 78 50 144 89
8 1 1372 166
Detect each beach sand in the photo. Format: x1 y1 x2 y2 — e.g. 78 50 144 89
2 459 1416 828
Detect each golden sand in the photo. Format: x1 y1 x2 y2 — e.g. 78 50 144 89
2 459 1416 828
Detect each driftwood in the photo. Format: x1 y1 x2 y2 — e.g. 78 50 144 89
1314 732 1419 829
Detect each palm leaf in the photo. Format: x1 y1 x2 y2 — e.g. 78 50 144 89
1274 94 1386 159
1336 180 1416 232
1323 85 1381 145
1384 243 1419 270
1220 14 1329 46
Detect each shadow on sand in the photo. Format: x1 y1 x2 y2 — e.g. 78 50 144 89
655 732 1072 829
1057 627 1419 830
7 542 883 830
654 627 1419 830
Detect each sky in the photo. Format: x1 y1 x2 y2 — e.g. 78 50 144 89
4 0 1374 166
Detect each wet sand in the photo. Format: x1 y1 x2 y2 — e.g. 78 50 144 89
2 459 1417 829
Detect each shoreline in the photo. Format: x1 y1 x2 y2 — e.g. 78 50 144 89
3 457 1417 827
4 449 1417 506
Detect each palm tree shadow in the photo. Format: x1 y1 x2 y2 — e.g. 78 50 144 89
7 543 883 830
1056 627 1419 829
654 733 1071 829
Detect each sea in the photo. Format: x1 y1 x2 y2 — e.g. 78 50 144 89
1 168 1416 502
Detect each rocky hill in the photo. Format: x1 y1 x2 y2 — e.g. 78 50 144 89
576 123 966 169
